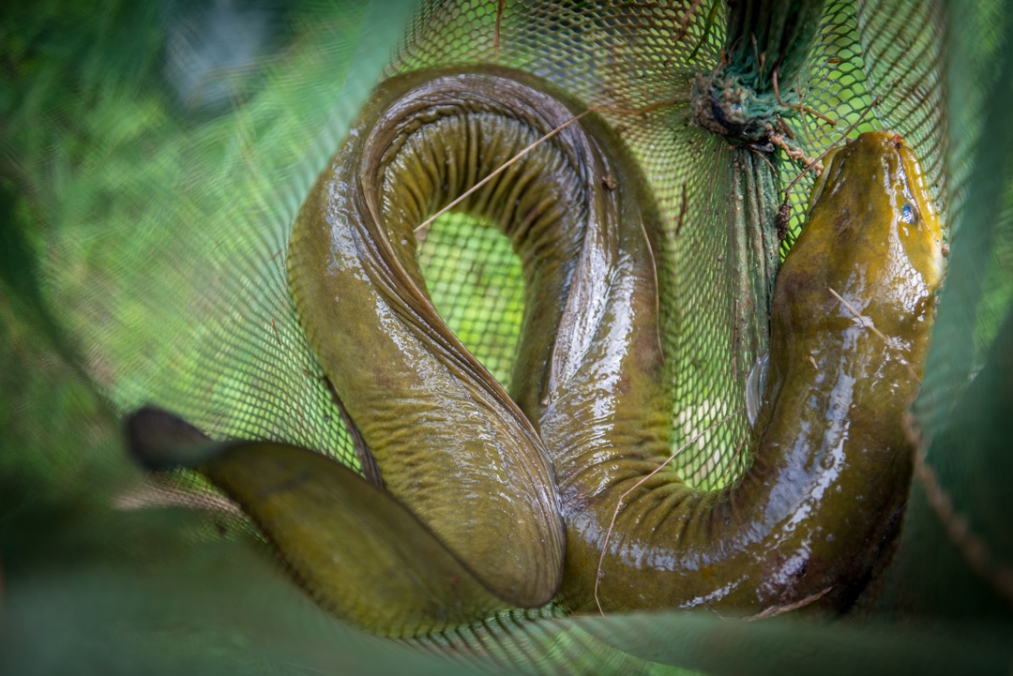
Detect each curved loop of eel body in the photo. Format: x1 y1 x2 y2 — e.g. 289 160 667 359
128 62 944 635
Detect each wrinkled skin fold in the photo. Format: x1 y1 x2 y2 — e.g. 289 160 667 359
129 63 943 633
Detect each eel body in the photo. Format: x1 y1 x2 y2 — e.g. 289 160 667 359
129 63 943 633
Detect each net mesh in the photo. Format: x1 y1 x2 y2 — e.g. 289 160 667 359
19 0 951 490
2 0 1012 673
385 0 949 487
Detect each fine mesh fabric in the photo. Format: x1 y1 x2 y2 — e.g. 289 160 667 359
3 0 1013 674
400 0 947 487
30 0 949 489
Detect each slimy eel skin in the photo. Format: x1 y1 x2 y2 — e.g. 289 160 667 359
129 66 943 635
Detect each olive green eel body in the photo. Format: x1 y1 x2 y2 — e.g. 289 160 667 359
130 67 944 635
549 130 943 614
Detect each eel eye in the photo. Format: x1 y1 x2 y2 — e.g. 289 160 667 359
900 203 918 224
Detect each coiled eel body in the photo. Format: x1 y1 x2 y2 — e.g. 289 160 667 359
285 67 608 610
129 66 943 635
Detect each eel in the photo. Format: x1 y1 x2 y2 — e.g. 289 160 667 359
127 60 943 632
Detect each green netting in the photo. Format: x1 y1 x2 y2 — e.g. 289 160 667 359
417 212 525 387
2 0 1013 673
383 0 948 488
